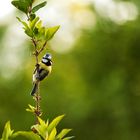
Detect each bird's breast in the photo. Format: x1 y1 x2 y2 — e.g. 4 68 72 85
39 62 52 73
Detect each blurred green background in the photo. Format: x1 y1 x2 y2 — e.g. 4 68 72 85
0 0 140 140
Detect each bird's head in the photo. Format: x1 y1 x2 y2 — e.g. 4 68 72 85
42 53 52 65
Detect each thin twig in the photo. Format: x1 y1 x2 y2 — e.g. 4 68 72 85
31 38 42 124
38 41 47 54
31 38 47 124
34 82 41 124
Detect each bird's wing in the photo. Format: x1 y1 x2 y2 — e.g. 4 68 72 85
38 69 49 81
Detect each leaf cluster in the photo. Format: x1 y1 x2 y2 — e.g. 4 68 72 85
0 115 73 140
11 0 60 52
17 16 59 42
11 0 47 18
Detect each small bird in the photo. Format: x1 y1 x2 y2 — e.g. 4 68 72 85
30 53 52 96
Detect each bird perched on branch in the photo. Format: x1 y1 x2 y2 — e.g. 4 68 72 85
31 53 52 96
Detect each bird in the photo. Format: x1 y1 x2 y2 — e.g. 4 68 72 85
30 53 52 96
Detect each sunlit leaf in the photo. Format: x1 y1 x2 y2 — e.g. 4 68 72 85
1 121 14 140
45 26 60 41
25 29 33 37
30 17 40 30
32 1 47 13
57 129 72 139
62 136 75 140
47 128 57 140
32 117 48 139
36 27 46 40
38 117 47 126
36 20 43 29
11 131 41 140
16 17 34 37
16 17 29 29
26 104 36 113
47 115 64 134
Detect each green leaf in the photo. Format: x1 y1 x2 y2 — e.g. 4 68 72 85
1 121 14 140
48 128 57 140
26 0 34 6
45 26 60 41
32 117 48 139
11 1 29 13
25 29 33 37
11 131 41 140
32 1 47 13
34 27 39 35
16 17 33 37
29 17 40 30
62 136 75 140
38 117 48 127
36 20 42 29
36 27 46 40
30 13 36 21
17 17 29 29
47 115 64 134
26 104 36 113
57 129 72 139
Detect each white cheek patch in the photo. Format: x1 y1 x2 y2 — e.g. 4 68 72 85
42 59 48 63
48 56 51 60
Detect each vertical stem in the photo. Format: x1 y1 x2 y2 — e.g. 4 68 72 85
32 38 42 124
34 82 41 124
31 39 47 124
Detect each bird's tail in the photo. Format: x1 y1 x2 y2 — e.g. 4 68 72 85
30 83 38 96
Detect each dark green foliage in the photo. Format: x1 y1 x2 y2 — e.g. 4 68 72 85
30 13 36 21
32 1 47 13
11 0 47 15
11 1 28 13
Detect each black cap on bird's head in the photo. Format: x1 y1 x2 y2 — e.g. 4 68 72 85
43 53 52 60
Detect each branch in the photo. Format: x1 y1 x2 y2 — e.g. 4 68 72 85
38 41 48 55
31 38 42 124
